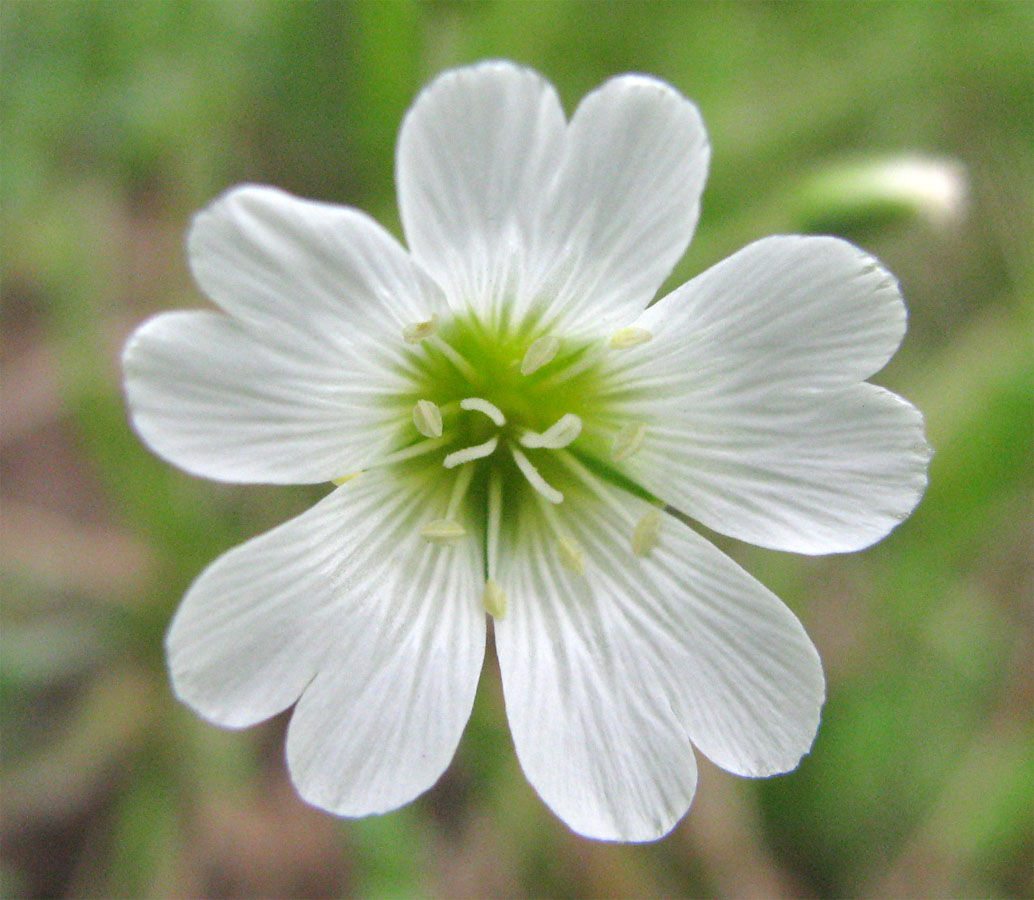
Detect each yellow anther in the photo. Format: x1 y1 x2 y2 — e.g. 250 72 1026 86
557 534 585 576
609 327 653 349
631 510 662 557
520 335 561 375
412 400 443 438
332 472 360 486
420 519 466 543
612 422 647 462
402 315 437 344
483 579 507 618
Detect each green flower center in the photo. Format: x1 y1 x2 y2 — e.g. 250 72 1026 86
409 311 608 437
374 309 659 617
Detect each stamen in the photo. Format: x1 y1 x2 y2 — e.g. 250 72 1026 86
555 450 664 558
510 444 563 504
429 335 481 383
611 422 647 462
421 519 466 543
520 335 561 375
554 450 639 518
609 326 653 349
537 495 585 575
423 463 475 544
403 315 438 344
443 436 499 468
486 467 503 579
446 461 475 518
367 435 449 469
460 396 506 426
557 535 586 575
520 413 583 449
412 400 443 438
533 344 604 391
483 579 507 618
631 509 662 557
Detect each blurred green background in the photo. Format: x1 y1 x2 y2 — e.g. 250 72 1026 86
2 1 1031 898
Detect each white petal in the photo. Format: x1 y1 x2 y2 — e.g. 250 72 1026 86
167 472 407 726
188 184 447 352
617 382 931 554
493 494 697 842
167 469 486 816
396 61 565 320
529 75 710 335
494 486 824 841
625 236 907 391
285 474 486 817
396 66 708 334
123 311 407 484
567 491 826 777
602 236 929 553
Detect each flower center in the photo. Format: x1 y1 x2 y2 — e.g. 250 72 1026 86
368 309 658 616
399 309 608 478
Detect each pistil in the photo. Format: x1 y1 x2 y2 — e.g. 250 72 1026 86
443 436 499 468
460 396 506 425
509 442 563 504
519 413 582 449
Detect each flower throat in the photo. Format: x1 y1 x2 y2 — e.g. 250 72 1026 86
348 309 659 617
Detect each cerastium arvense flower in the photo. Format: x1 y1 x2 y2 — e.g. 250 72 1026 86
123 62 931 841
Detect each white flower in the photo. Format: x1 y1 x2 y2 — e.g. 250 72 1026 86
122 61 930 842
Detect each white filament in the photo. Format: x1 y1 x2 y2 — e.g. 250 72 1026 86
486 467 503 578
420 519 465 543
